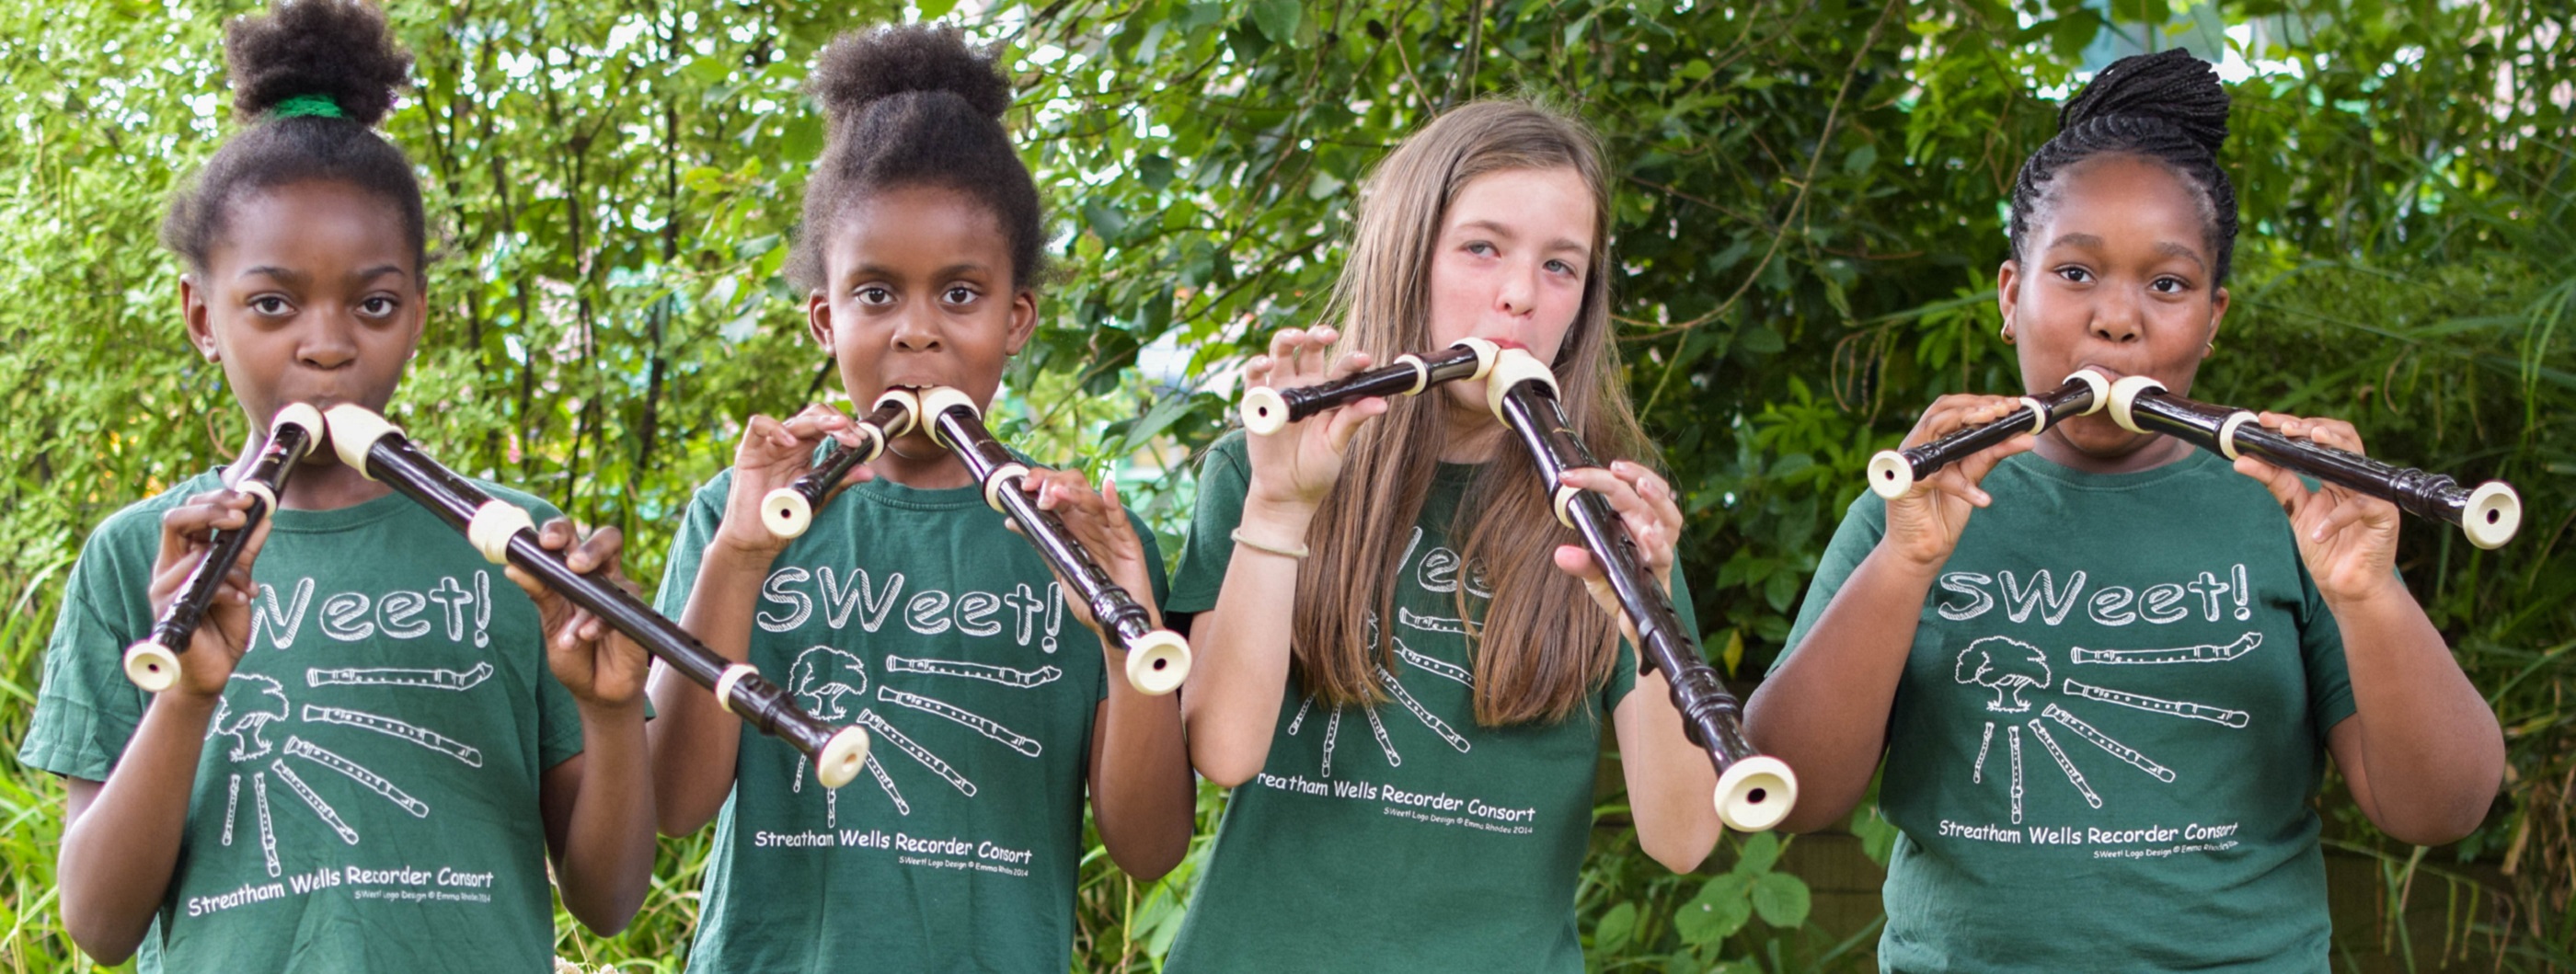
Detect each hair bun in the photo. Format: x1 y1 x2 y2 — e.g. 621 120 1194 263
224 0 410 125
2057 47 2228 156
810 25 1011 123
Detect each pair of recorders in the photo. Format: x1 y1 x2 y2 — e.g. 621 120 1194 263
122 404 326 693
1240 342 1800 833
758 388 1193 697
1868 369 2523 549
324 405 871 790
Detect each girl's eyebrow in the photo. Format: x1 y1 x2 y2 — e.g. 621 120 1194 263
239 265 307 284
237 265 408 284
2043 233 2206 270
1455 219 1588 257
845 261 995 280
2152 241 2208 270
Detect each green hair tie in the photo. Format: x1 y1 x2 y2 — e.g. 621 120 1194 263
269 94 344 120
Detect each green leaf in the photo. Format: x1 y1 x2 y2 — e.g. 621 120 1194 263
1249 0 1300 45
1733 831 1782 874
1673 873 1752 945
1842 142 1878 176
1751 872 1811 928
780 115 823 164
1137 154 1176 191
916 0 960 17
1595 900 1637 952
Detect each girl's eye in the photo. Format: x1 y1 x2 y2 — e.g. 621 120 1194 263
1545 258 1581 278
943 285 978 305
2054 266 2093 284
2149 276 2188 294
1465 241 1497 257
359 296 398 317
250 295 292 315
855 285 893 306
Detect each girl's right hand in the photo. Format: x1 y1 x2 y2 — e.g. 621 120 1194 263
148 490 273 699
713 404 870 556
1881 395 2034 568
1242 326 1388 513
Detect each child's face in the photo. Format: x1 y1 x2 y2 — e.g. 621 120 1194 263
1999 154 2230 459
183 179 426 441
1424 166 1595 412
808 184 1036 440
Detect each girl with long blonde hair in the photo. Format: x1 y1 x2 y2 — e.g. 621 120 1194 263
1162 99 1724 970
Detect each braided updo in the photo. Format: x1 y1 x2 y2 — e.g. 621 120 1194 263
788 26 1042 291
2008 48 2237 284
161 0 423 276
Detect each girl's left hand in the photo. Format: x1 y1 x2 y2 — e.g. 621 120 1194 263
508 518 653 709
1552 461 1684 646
1013 468 1158 636
2230 413 2402 603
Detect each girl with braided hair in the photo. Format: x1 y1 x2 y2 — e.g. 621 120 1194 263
644 24 1193 972
20 2 659 969
1745 49 2501 970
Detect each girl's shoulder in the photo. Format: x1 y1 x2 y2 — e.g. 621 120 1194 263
86 469 229 544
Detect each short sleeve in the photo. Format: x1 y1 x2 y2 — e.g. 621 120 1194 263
2296 562 2359 739
653 475 730 619
16 521 157 782
1770 492 1889 675
1166 434 1253 616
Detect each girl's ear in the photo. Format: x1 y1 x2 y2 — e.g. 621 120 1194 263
397 275 429 361
2203 284 2230 360
181 273 218 362
806 290 834 352
1003 287 1039 356
1995 259 2024 342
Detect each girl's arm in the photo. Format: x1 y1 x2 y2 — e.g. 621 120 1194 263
1180 327 1386 786
649 407 864 835
1017 469 1195 879
2235 414 2503 844
1559 462 1719 871
58 491 268 963
1742 395 2034 833
515 520 657 935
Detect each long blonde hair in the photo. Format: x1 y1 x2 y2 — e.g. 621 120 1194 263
1291 99 1648 727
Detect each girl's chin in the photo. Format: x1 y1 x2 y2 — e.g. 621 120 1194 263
2046 417 2158 459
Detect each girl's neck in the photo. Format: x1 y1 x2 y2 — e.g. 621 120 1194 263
227 430 394 511
1436 396 1507 464
867 431 974 489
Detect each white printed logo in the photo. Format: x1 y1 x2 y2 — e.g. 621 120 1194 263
204 572 501 877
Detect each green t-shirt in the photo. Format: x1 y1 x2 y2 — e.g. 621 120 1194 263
1161 433 1684 973
1776 450 2356 973
17 470 586 974
660 468 1167 973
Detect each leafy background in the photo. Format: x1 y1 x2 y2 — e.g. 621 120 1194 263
2 0 2569 970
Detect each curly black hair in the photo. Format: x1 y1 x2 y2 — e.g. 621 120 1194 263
160 0 423 276
2008 48 2237 284
788 25 1043 291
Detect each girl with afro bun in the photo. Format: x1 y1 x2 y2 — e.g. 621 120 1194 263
643 24 1192 971
1747 48 2502 970
20 2 659 970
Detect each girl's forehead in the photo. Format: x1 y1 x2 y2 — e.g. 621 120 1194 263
1443 167 1596 244
828 187 1013 264
2034 155 2213 256
213 182 419 270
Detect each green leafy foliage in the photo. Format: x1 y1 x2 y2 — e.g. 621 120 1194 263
3 0 2570 970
